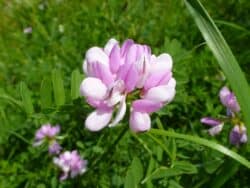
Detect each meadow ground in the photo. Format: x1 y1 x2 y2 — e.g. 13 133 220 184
0 0 250 187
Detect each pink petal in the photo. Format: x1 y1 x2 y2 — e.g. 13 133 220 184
144 71 172 91
90 62 114 85
117 63 138 93
109 96 127 127
129 111 151 132
125 44 138 65
110 44 121 73
132 99 162 113
80 78 107 100
219 86 231 106
121 39 134 57
104 38 118 55
144 78 176 103
124 64 139 92
85 109 113 131
150 53 173 74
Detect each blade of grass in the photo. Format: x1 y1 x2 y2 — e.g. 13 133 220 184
51 69 65 106
184 0 250 130
19 82 34 114
148 128 250 168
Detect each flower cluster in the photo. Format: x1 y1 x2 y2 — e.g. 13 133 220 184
201 86 247 146
33 124 87 180
53 150 88 181
80 38 176 132
33 123 61 154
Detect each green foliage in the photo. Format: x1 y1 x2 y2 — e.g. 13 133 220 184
0 0 250 187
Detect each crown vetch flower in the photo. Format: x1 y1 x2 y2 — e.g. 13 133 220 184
48 141 62 155
230 124 247 146
53 150 87 181
34 124 60 146
80 38 176 132
201 86 247 146
200 117 224 136
219 86 240 113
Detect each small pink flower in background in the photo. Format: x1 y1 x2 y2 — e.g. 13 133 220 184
23 27 32 34
230 124 247 146
201 86 247 146
49 141 62 155
80 38 176 132
53 150 88 181
34 124 60 146
200 117 224 136
219 86 240 113
33 124 62 154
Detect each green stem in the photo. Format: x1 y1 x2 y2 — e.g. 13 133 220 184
149 128 250 168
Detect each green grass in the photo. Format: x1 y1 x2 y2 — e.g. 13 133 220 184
0 0 249 187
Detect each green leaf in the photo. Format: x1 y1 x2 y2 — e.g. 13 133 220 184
70 69 83 100
124 157 143 188
149 129 250 168
168 180 183 188
19 81 34 114
142 167 182 183
167 137 177 162
40 77 52 109
172 161 198 174
210 159 239 188
51 69 65 106
184 0 250 130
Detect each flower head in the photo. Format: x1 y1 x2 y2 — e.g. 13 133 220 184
219 86 240 113
200 117 224 136
34 124 60 146
53 150 87 181
230 124 247 146
49 141 62 155
80 38 176 132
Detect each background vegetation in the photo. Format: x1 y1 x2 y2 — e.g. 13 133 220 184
0 0 249 187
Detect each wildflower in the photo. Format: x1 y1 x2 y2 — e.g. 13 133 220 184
23 27 32 34
219 86 240 113
201 86 248 146
53 150 87 181
200 117 224 136
34 124 60 145
230 124 248 146
80 38 176 132
49 141 62 155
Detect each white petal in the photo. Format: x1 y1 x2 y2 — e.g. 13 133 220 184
85 109 113 131
104 38 119 55
129 111 151 132
80 78 107 100
208 124 224 136
109 96 127 127
150 53 173 74
82 59 88 75
144 78 176 103
240 133 248 143
86 47 109 66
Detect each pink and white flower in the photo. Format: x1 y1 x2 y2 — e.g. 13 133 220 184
34 124 60 146
80 38 176 132
53 150 87 181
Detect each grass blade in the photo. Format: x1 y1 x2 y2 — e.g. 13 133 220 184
149 128 250 168
184 0 250 130
19 82 34 114
70 69 83 100
51 69 65 106
40 77 52 109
